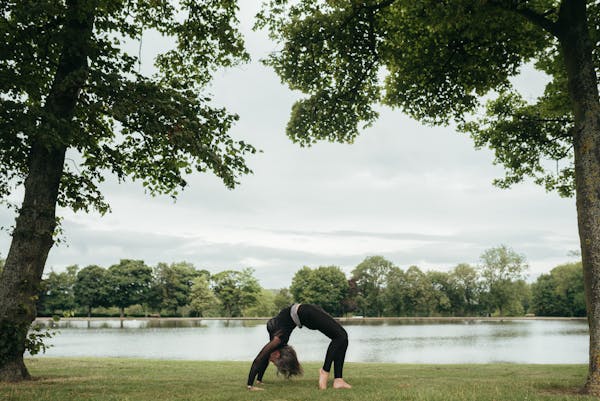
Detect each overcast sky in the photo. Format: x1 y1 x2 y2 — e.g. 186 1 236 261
0 3 580 288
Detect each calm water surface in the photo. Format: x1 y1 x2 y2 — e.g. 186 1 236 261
32 318 588 364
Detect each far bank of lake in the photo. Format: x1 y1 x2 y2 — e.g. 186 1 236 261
31 317 588 364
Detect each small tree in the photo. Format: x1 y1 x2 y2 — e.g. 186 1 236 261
449 264 482 316
211 268 261 317
74 265 110 318
37 265 78 317
245 289 279 317
507 280 532 316
273 288 293 311
532 262 586 317
106 260 152 319
402 266 437 317
189 275 219 317
383 267 406 316
426 271 453 317
290 265 349 316
478 245 528 316
351 256 394 317
341 278 359 316
149 262 199 316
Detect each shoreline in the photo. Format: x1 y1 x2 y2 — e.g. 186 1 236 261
34 315 587 323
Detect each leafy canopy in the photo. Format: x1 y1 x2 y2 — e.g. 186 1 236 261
0 0 256 214
532 261 586 317
257 0 600 196
148 262 200 313
107 259 152 310
73 264 110 310
351 255 394 316
290 265 349 315
211 268 262 317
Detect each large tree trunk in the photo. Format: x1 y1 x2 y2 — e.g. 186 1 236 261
557 0 600 395
0 0 95 381
0 145 66 381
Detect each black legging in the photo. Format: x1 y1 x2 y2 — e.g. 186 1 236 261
323 329 348 378
298 304 349 378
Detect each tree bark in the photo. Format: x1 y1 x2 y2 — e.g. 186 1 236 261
0 143 66 381
0 0 95 381
556 0 600 395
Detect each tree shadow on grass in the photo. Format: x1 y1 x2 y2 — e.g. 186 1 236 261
538 384 593 399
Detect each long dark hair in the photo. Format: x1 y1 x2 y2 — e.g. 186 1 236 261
274 345 303 379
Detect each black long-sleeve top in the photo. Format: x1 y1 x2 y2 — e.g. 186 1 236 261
247 305 296 386
247 304 345 386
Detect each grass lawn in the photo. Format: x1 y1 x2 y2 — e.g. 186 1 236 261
0 358 595 401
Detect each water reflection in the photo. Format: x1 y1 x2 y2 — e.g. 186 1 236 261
31 318 588 364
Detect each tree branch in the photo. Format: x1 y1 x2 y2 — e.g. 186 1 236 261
519 116 573 124
488 0 560 37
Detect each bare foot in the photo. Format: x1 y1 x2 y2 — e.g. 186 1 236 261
319 368 329 390
248 386 264 391
333 378 352 389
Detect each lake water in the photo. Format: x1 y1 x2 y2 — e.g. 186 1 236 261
31 318 588 364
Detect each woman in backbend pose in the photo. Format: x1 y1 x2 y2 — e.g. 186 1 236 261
246 303 352 391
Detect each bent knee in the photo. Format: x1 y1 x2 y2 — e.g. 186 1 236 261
336 328 348 342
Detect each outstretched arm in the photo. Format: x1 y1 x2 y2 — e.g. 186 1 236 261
247 336 282 388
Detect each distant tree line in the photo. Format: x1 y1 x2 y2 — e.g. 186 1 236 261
36 260 265 318
29 245 585 319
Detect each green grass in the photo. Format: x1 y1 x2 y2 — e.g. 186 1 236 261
0 358 595 401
